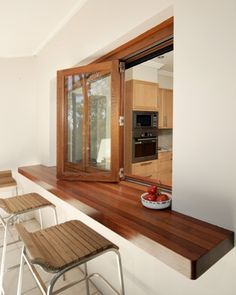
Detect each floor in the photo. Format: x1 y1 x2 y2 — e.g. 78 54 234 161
0 218 101 295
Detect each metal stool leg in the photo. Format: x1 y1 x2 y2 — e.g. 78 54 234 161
17 247 25 295
114 250 125 295
0 218 11 294
84 263 90 295
16 220 125 295
47 270 62 295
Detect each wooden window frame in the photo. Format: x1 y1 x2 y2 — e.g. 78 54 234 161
57 60 121 182
57 17 173 186
96 17 173 188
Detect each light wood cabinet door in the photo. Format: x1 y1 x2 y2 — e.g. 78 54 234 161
156 171 172 185
132 159 158 179
132 80 159 110
131 154 172 185
159 88 173 129
156 152 172 185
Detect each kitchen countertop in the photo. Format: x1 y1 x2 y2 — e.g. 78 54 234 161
18 164 234 280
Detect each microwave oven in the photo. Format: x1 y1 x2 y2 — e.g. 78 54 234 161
133 111 158 129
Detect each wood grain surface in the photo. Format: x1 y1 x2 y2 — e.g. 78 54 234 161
16 220 117 272
0 170 17 188
18 165 234 279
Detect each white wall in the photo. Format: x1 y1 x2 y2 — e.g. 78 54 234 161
159 73 173 89
0 57 38 170
173 0 236 230
2 0 236 294
125 65 159 83
172 1 236 293
32 1 236 294
125 64 173 87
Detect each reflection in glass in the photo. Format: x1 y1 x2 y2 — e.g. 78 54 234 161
87 74 111 171
66 74 84 165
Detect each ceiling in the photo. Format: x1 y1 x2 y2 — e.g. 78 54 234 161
143 51 173 72
0 0 87 58
156 51 173 72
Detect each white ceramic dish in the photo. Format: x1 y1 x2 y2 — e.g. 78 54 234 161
140 192 172 209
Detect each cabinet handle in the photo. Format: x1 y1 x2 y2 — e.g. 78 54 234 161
140 162 152 166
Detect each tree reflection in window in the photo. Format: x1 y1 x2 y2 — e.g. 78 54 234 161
66 73 111 171
66 75 84 165
88 74 111 171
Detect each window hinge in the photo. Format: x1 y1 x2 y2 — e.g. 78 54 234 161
119 116 124 126
119 62 125 73
119 168 124 179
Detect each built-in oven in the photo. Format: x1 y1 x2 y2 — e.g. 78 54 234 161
133 111 158 129
132 130 158 163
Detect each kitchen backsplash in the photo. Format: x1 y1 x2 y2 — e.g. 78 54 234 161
158 129 172 150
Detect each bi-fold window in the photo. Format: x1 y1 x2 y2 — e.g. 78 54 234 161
57 61 121 182
57 17 173 185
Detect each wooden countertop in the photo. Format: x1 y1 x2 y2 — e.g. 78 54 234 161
18 165 234 280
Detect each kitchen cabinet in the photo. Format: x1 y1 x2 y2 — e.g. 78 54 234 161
124 80 173 186
159 88 173 129
131 152 172 186
132 159 158 178
156 151 172 185
124 79 160 175
126 79 160 111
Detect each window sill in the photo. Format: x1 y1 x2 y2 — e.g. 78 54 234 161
18 164 234 280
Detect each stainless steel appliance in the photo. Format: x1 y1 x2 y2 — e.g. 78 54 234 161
132 130 158 163
132 111 158 163
133 111 158 129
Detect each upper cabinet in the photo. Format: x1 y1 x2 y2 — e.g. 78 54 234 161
159 88 173 129
126 80 160 111
125 79 173 129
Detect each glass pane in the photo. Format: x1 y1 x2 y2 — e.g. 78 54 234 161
66 74 84 165
87 73 111 171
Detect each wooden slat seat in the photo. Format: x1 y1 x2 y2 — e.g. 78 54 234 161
0 192 58 294
0 193 53 214
0 170 17 188
16 220 118 272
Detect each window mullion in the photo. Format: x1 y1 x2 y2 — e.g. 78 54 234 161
81 75 89 172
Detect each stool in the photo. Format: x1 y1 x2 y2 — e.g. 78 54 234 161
16 220 125 295
0 170 18 196
0 193 58 294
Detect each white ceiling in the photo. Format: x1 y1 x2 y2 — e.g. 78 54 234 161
142 51 173 73
155 51 173 72
0 0 87 57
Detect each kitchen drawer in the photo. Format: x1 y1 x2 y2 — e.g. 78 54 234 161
132 160 158 177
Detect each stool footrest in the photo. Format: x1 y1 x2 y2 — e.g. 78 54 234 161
0 239 21 249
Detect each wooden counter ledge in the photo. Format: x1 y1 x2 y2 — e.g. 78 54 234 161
18 165 234 279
